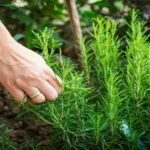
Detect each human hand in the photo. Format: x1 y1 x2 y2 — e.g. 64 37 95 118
0 39 62 103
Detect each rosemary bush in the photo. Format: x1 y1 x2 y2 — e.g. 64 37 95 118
0 121 21 150
2 10 149 150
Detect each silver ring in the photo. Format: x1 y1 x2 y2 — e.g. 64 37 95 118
30 91 41 99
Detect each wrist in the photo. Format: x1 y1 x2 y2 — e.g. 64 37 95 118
0 21 14 48
0 37 18 65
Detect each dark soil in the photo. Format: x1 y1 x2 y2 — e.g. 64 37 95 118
0 84 51 149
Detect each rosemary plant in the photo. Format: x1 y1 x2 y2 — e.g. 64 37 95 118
1 10 149 150
90 18 124 138
124 10 150 149
0 122 20 150
23 10 150 149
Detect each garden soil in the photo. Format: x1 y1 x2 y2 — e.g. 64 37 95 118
0 84 51 149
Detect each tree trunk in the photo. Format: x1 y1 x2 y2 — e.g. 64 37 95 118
65 0 82 58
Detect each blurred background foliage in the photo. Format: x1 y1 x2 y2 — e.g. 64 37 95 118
0 0 150 56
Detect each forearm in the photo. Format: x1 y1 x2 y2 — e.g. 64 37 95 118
0 21 18 64
0 21 14 47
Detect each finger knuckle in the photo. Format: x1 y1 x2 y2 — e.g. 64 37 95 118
36 76 43 83
15 78 22 86
4 80 13 88
43 66 53 76
27 72 42 82
42 67 49 75
23 85 30 91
